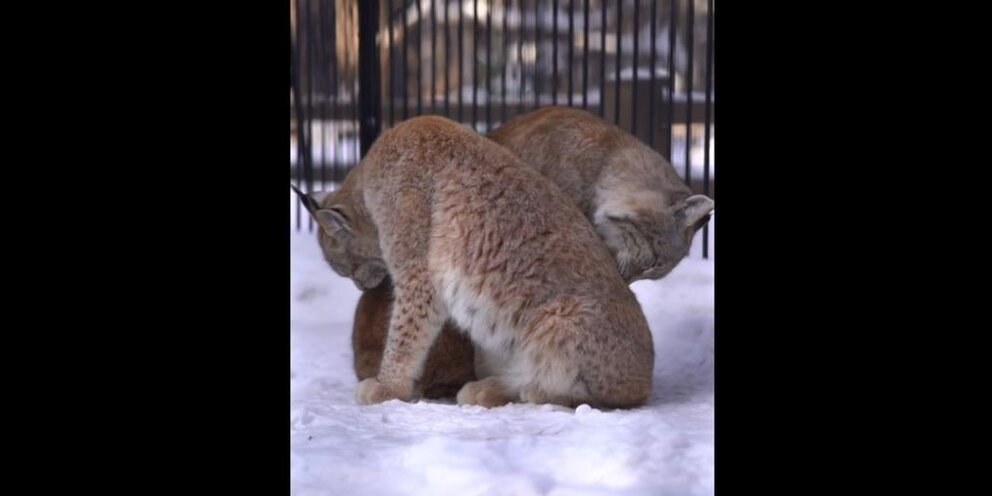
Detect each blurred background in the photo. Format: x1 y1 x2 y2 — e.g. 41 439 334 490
290 0 714 257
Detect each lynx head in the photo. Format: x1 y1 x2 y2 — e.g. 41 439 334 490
599 194 714 283
292 184 387 290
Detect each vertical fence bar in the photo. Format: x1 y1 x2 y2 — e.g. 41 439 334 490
534 0 541 108
702 0 713 258
582 0 589 109
416 0 422 115
683 0 693 187
631 0 639 135
666 0 676 161
649 0 657 149
599 0 605 117
445 0 451 117
352 0 360 167
518 0 525 114
336 0 342 178
458 1 464 122
614 0 621 126
306 0 316 231
473 0 479 128
351 0 359 167
387 0 395 127
502 0 509 122
401 1 409 120
567 0 574 107
319 0 328 190
344 2 352 182
330 0 340 185
431 0 436 113
339 0 346 176
552 0 558 106
358 0 381 157
486 0 492 128
292 0 304 231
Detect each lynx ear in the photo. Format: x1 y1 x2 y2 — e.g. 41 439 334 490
290 184 334 218
676 195 714 232
314 207 353 234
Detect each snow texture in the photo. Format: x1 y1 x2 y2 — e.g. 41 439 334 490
291 218 714 496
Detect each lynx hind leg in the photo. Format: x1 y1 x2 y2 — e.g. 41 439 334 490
575 330 654 409
456 376 517 407
517 298 653 409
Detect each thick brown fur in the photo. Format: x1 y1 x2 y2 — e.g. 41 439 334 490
488 106 714 282
352 281 475 399
305 116 654 408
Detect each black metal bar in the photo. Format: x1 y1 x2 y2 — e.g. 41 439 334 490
518 0 525 115
459 0 464 122
684 0 694 186
599 0 605 117
552 0 558 106
703 0 713 259
306 0 316 231
351 0 359 168
473 0 479 128
502 0 509 122
292 0 304 231
431 0 436 113
631 0 639 135
445 0 451 117
614 0 621 126
487 0 492 128
358 0 382 157
401 1 409 120
320 0 329 189
339 0 346 181
388 0 395 127
649 0 657 149
416 0 423 116
568 0 574 107
534 0 541 108
667 0 677 161
582 0 589 109
331 0 341 185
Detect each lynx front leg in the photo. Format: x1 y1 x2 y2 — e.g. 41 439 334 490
356 187 446 405
355 266 445 405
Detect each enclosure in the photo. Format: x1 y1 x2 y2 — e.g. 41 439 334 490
291 2 715 495
290 0 714 256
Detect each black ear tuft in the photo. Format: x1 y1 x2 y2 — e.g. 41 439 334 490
290 184 322 215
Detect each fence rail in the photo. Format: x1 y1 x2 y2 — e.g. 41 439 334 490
291 0 714 256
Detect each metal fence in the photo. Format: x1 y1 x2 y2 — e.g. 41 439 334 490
291 0 714 256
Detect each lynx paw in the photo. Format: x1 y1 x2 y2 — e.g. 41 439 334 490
355 378 416 405
456 377 513 407
520 386 580 408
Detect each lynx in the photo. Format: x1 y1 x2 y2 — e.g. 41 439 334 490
488 106 714 282
298 115 654 408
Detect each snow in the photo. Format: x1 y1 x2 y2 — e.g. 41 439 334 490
290 217 714 496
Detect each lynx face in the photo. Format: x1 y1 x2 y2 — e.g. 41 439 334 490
598 195 714 282
316 221 388 291
292 185 387 291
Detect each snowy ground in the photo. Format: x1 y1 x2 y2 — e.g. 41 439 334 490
290 219 714 496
